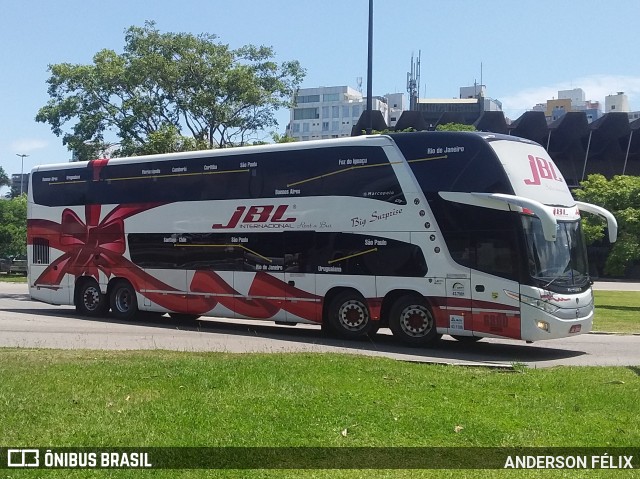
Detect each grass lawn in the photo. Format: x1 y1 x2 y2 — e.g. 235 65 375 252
593 290 640 334
0 349 638 478
0 272 27 283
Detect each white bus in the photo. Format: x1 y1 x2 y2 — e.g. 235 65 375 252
27 132 617 345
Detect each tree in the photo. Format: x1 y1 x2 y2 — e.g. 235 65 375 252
435 123 476 131
0 196 27 257
0 166 10 189
36 21 305 159
574 174 640 276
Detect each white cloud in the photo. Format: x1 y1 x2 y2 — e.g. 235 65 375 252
10 138 48 153
501 74 640 117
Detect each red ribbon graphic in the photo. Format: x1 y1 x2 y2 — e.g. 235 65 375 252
28 204 321 322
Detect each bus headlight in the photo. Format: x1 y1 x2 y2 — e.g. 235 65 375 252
536 320 550 332
520 294 560 314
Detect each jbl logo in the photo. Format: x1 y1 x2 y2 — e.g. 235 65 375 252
524 155 563 185
212 205 296 229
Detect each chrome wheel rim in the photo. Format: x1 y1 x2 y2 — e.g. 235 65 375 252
338 299 369 332
82 286 101 311
399 304 432 337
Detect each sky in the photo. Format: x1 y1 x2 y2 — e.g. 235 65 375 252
1 0 640 195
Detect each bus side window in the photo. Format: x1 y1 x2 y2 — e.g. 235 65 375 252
248 167 264 199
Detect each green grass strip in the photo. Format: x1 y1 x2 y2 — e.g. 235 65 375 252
0 350 638 478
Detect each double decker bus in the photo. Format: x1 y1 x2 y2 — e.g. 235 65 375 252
27 131 617 345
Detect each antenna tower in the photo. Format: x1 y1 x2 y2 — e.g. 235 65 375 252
406 50 421 110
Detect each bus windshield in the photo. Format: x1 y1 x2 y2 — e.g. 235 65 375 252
521 216 589 292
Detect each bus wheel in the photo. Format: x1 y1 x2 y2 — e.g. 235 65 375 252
451 335 482 343
75 278 109 316
389 295 439 345
326 291 374 339
110 280 138 320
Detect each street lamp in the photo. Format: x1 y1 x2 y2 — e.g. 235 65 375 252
16 154 29 196
366 0 373 134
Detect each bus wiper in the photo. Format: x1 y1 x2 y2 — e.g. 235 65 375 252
543 275 560 290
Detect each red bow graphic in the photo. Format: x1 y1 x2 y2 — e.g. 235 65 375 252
28 204 322 321
28 203 161 287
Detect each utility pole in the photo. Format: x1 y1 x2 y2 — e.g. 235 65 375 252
366 0 373 134
16 154 29 196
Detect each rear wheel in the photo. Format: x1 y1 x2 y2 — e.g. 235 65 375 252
325 291 375 339
389 295 440 346
109 280 138 320
75 278 109 316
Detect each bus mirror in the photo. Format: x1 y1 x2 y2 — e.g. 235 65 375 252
438 191 559 242
575 201 618 243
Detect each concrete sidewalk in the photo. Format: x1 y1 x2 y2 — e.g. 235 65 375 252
592 281 640 292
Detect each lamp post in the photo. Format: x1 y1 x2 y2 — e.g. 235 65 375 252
16 154 29 196
366 0 373 134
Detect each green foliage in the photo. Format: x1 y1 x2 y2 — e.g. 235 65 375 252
0 166 10 189
250 132 297 145
574 174 640 276
363 127 416 135
436 123 477 131
270 132 297 143
36 21 305 159
0 196 27 257
135 124 208 155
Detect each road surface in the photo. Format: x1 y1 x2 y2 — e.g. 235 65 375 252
1 282 638 368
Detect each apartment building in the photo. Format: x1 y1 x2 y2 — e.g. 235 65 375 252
286 86 399 141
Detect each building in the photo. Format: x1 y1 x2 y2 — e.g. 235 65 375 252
286 86 401 141
385 92 406 128
414 85 502 127
605 92 630 113
11 173 29 196
534 88 603 123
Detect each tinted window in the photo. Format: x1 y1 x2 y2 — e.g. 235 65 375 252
31 167 90 206
390 132 514 195
128 231 427 277
431 201 525 281
32 145 405 207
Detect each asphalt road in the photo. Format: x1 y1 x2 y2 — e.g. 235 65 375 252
1 282 638 368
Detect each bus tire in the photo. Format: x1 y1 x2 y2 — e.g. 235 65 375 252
109 279 138 320
389 295 439 346
326 290 374 339
75 278 109 317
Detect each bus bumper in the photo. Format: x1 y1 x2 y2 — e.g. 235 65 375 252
520 303 593 341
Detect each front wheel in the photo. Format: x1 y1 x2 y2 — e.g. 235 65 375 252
325 291 375 339
389 295 440 346
76 278 109 316
109 280 138 320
